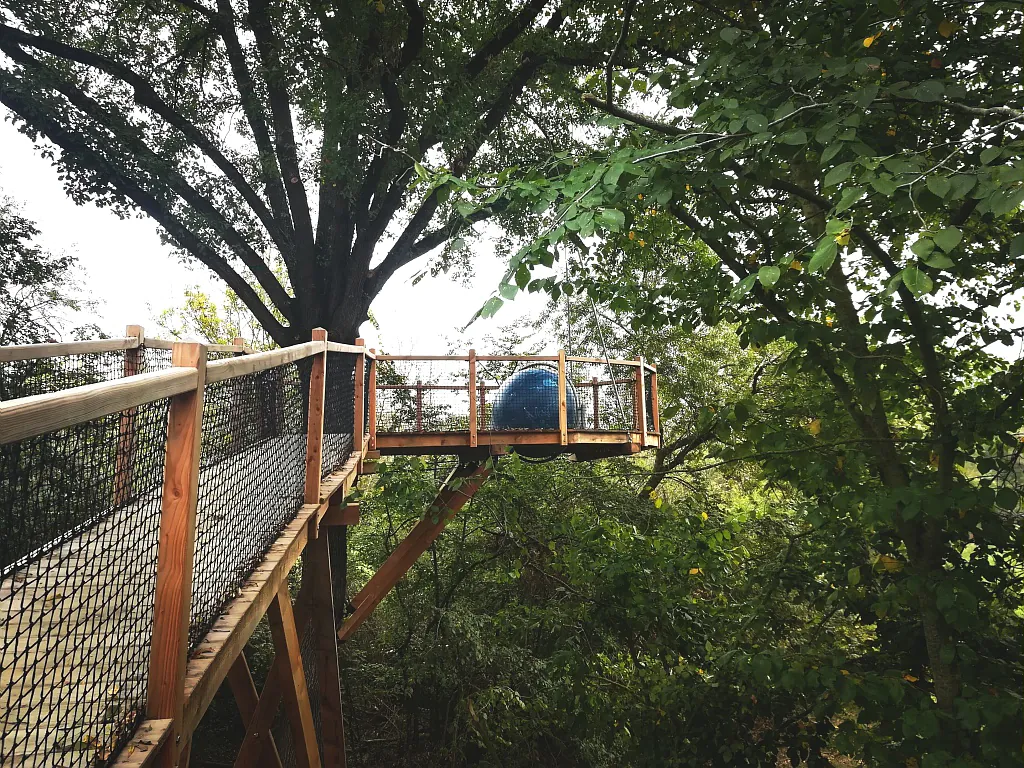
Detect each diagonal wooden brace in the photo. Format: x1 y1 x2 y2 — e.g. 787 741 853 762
337 461 492 643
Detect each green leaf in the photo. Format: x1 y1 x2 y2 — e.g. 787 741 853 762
603 163 625 187
848 567 861 586
826 218 849 235
808 237 838 274
980 146 1002 165
995 487 1019 509
757 265 781 287
731 273 757 299
413 161 429 180
933 226 962 252
498 282 518 300
746 114 768 132
821 143 844 164
480 296 504 318
923 253 954 269
599 208 625 231
836 186 865 213
991 187 1024 217
870 175 898 196
450 237 467 251
514 265 530 289
720 27 742 44
1010 233 1024 258
824 162 853 188
901 265 934 296
925 175 951 199
910 238 935 258
911 80 944 102
780 129 808 145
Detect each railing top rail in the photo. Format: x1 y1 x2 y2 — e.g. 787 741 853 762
0 336 140 363
373 353 648 367
0 367 198 445
205 340 324 383
144 337 253 354
377 354 471 361
327 341 373 357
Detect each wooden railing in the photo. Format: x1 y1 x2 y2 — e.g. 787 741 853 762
0 326 374 768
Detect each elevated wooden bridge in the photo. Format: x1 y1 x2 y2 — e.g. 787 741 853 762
0 328 659 767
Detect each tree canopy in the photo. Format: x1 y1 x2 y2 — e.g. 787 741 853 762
0 0 625 343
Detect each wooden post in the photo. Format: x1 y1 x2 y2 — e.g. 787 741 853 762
650 365 660 434
557 350 567 445
368 349 377 451
227 655 283 768
268 584 322 768
591 377 600 430
635 357 647 437
468 349 477 448
353 338 365 456
147 342 207 768
415 380 423 432
113 324 144 506
305 329 328 505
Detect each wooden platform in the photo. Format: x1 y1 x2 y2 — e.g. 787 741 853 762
375 429 658 459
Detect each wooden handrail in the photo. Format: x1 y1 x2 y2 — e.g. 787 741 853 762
0 336 140 362
205 341 324 383
0 368 199 445
143 337 253 354
326 341 370 356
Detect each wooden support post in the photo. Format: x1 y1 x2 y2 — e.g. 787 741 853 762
338 463 491 643
415 380 423 432
591 377 600 430
650 365 660 433
557 350 568 445
227 655 283 768
468 349 477 448
306 529 347 767
353 338 365 455
305 329 328 506
268 583 322 768
113 324 144 506
635 357 648 437
147 342 207 768
368 348 377 451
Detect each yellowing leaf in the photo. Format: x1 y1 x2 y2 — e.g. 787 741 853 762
863 31 882 47
808 418 822 436
689 567 702 575
929 452 940 468
841 669 850 676
654 497 663 509
879 554 904 572
834 229 851 246
628 230 636 240
789 260 803 271
701 511 709 521
375 0 385 10
836 456 845 471
825 315 834 327
887 127 897 136
903 673 919 683
938 20 960 38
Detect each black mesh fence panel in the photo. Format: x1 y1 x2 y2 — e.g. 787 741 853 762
0 399 170 767
362 355 372 444
375 359 471 433
188 361 308 651
322 352 356 478
564 360 637 431
0 351 128 401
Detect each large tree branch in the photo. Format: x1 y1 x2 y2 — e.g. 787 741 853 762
465 0 550 79
0 77 289 343
0 22 293 259
398 0 427 71
247 0 316 261
0 42 295 322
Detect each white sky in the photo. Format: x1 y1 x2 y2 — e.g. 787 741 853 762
0 111 551 355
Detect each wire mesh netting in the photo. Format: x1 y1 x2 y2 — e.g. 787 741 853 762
564 360 638 432
322 352 356 479
0 351 130 402
644 367 656 433
375 359 471 433
188 361 309 651
0 399 170 767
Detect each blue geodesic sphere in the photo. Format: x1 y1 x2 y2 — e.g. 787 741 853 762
491 364 581 430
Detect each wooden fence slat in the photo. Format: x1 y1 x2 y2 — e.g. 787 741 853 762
267 584 322 768
305 329 328 505
113 325 144 506
635 356 647 437
354 338 365 455
557 350 567 445
146 342 207 768
468 349 477 448
368 349 377 451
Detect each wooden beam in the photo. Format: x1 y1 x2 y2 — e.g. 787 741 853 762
353 339 365 454
649 366 660 434
305 528 347 767
322 503 360 527
635 356 647 436
557 350 568 446
368 349 377 451
205 341 323 384
147 343 207 768
468 349 478 448
305 329 328 507
110 719 174 768
338 462 491 643
0 367 198 446
113 325 144 506
0 335 140 362
326 342 367 355
267 583 322 768
227 654 283 768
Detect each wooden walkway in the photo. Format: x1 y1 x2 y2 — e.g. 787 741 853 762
0 436 319 768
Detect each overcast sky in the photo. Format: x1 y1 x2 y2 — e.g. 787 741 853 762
0 109 552 355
